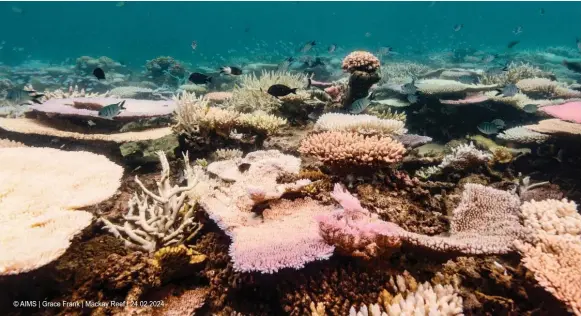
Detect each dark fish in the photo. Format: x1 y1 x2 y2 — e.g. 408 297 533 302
328 44 337 54
577 38 581 53
477 122 499 135
300 41 316 53
310 57 325 68
539 8 545 15
522 104 538 113
5 88 44 105
507 40 520 49
453 24 463 32
407 94 418 104
486 64 509 76
401 78 417 95
491 119 505 129
497 84 519 97
93 67 106 80
98 100 126 120
188 72 212 84
267 84 297 98
277 57 294 72
220 66 243 75
349 92 374 114
562 60 581 73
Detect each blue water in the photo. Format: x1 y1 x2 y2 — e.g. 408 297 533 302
0 1 579 67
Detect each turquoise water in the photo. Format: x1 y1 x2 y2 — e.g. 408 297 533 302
0 1 579 67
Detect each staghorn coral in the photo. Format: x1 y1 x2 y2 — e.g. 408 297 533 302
100 152 203 253
173 91 239 137
314 113 407 135
515 235 581 315
0 147 122 275
416 79 498 95
342 51 381 73
521 199 581 237
497 126 550 144
481 62 555 86
299 131 406 166
438 142 492 170
41 85 103 100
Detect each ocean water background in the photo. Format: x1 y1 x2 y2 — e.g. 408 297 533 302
0 1 579 68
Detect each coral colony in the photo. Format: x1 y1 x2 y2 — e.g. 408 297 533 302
4 22 581 316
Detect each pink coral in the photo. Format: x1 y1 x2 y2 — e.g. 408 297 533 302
324 85 345 102
541 101 581 124
342 51 381 73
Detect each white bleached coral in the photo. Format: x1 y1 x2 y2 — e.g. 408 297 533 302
497 126 550 144
521 199 581 237
314 113 407 135
439 142 492 169
416 79 498 95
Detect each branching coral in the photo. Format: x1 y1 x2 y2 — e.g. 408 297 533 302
314 113 407 135
238 111 287 135
299 131 406 166
438 142 492 170
481 62 555 86
100 151 203 253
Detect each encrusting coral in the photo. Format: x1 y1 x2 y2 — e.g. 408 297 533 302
0 147 122 275
100 151 204 253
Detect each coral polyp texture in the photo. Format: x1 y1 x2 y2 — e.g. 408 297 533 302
0 147 122 275
342 51 381 73
299 131 406 166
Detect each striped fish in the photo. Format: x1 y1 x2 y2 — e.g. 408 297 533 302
349 92 374 114
477 122 499 135
5 87 44 105
98 100 126 120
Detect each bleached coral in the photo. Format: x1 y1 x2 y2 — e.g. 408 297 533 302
173 91 238 137
380 62 431 84
481 62 555 86
497 126 550 144
525 119 581 135
106 86 154 98
299 131 406 166
315 113 407 135
41 85 102 101
521 199 581 237
213 148 244 161
416 79 498 95
516 78 581 99
439 142 492 169
238 111 287 135
100 151 203 253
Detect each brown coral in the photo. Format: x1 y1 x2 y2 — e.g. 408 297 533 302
299 131 406 166
342 51 381 73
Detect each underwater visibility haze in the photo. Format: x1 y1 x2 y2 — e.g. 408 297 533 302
2 1 581 315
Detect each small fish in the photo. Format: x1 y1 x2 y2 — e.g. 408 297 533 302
453 24 463 32
188 72 212 84
539 8 545 15
577 38 581 53
477 122 499 135
300 41 316 53
522 104 538 113
220 66 243 75
310 57 325 68
98 100 126 120
191 40 197 51
497 84 519 97
512 26 523 35
377 46 392 56
407 94 418 104
116 1 125 7
401 79 417 95
87 120 96 127
365 32 372 38
458 75 477 85
349 93 374 114
277 57 294 72
5 88 44 105
562 60 581 73
328 44 337 54
267 84 297 98
491 119 505 129
507 40 520 49
93 67 106 80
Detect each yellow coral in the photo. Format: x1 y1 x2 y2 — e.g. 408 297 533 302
238 111 287 135
153 244 206 282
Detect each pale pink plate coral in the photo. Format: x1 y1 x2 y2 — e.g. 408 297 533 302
540 101 581 124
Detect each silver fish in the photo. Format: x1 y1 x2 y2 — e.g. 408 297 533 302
349 93 373 114
522 104 538 113
5 88 44 105
453 24 463 32
328 44 337 54
513 26 523 35
498 84 519 97
458 75 477 85
277 57 294 72
491 119 505 129
401 79 417 94
482 55 496 63
300 41 316 53
477 122 499 135
98 100 126 120
407 94 418 104
377 47 392 57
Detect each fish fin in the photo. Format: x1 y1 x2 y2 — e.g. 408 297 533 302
306 78 311 89
291 88 297 94
119 100 126 110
